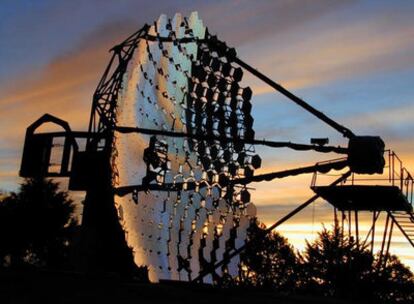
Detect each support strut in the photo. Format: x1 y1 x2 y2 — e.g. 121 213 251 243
115 158 348 196
114 126 347 154
232 56 355 139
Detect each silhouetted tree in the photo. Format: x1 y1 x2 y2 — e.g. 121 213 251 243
370 254 414 303
0 178 78 270
299 223 373 300
237 220 299 292
300 222 414 303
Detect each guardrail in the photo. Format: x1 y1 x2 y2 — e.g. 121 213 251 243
311 151 413 205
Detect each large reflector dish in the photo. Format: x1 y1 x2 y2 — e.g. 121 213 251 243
114 12 260 282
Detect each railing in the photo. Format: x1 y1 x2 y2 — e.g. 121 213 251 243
387 151 414 204
310 157 348 187
311 150 414 206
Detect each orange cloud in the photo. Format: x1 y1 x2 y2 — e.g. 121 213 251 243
0 19 141 146
0 26 133 190
243 14 414 95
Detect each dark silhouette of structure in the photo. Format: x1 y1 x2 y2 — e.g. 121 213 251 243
19 13 414 282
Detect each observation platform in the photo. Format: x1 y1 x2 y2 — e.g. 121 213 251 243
312 151 414 212
313 185 412 212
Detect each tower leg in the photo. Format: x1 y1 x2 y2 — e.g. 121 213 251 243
75 152 144 279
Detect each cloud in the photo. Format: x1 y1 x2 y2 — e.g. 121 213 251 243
243 10 414 95
0 17 147 139
338 103 414 172
199 0 352 46
344 103 414 134
0 20 134 190
0 0 350 83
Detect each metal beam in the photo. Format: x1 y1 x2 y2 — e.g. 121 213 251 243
114 126 347 154
231 56 355 139
114 159 349 196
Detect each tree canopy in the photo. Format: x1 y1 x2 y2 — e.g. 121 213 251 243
0 178 79 269
1 180 413 302
237 220 414 303
237 220 299 292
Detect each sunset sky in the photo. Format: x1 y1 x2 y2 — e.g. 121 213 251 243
1 0 414 267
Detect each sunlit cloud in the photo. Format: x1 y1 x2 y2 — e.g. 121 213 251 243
0 23 129 190
246 14 414 95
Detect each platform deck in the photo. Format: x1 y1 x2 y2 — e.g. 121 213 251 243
312 185 412 212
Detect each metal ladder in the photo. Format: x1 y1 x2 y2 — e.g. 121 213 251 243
389 210 414 248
